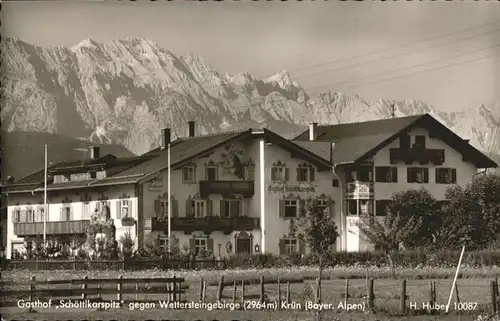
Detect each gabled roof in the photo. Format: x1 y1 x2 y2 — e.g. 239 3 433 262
4 128 333 194
132 128 332 184
294 114 497 168
3 155 153 194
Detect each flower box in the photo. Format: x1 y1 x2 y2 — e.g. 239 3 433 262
121 217 135 226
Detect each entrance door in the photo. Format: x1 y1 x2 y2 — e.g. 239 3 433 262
236 238 251 254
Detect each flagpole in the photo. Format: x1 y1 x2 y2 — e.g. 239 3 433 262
43 144 48 246
167 142 171 253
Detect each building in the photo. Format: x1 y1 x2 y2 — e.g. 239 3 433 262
3 114 497 258
294 114 497 251
3 122 336 259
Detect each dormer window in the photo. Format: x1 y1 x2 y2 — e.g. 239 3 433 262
62 173 70 182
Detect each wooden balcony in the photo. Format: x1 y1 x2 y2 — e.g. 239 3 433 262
199 180 255 198
13 220 90 237
389 148 445 165
145 216 260 234
346 181 374 200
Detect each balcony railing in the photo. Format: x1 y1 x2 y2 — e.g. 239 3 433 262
346 181 374 200
199 180 255 198
390 147 445 165
145 216 260 234
13 220 91 236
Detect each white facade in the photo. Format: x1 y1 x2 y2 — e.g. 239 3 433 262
6 186 138 259
340 127 481 252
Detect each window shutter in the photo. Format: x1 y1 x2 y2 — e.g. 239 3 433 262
116 200 122 219
271 168 276 181
435 168 440 184
186 200 194 218
12 211 17 223
296 168 300 181
309 167 315 182
391 167 398 182
238 201 243 217
279 200 285 217
285 168 290 181
59 208 64 221
299 199 306 216
207 237 214 254
406 168 412 183
451 169 457 183
207 200 213 216
423 168 429 183
278 239 285 256
189 238 195 253
154 199 161 217
220 200 227 217
129 200 133 218
298 239 306 255
172 200 179 218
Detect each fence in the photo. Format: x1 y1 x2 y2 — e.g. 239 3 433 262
0 272 187 308
4 257 226 271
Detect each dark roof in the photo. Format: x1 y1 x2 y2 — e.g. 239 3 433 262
294 114 497 168
132 128 332 183
3 155 153 194
4 128 333 194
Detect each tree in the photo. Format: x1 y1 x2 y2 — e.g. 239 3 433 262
438 173 500 250
289 198 339 257
357 209 422 272
385 188 440 248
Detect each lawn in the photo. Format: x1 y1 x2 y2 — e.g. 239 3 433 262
1 266 499 321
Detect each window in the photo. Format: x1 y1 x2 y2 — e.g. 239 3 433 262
296 165 315 182
347 200 358 216
271 165 287 182
160 200 169 217
414 135 426 148
82 203 90 219
89 171 97 179
194 237 207 255
206 166 218 181
245 166 255 180
375 167 398 183
120 200 130 218
375 200 391 216
435 168 457 184
12 209 21 223
35 207 45 222
346 167 373 182
182 166 196 183
60 206 72 221
62 173 71 182
332 179 339 187
159 236 169 252
25 208 34 222
194 200 206 218
284 238 298 254
359 200 374 215
284 200 298 218
220 199 241 218
407 167 429 183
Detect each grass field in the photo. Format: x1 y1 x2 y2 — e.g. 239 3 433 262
1 266 499 321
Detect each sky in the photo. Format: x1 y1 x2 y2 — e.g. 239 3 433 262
2 1 499 113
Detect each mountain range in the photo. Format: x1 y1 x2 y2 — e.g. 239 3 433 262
1 37 499 179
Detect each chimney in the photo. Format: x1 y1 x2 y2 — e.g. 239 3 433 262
89 146 100 160
309 123 318 141
161 128 171 149
188 121 195 137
